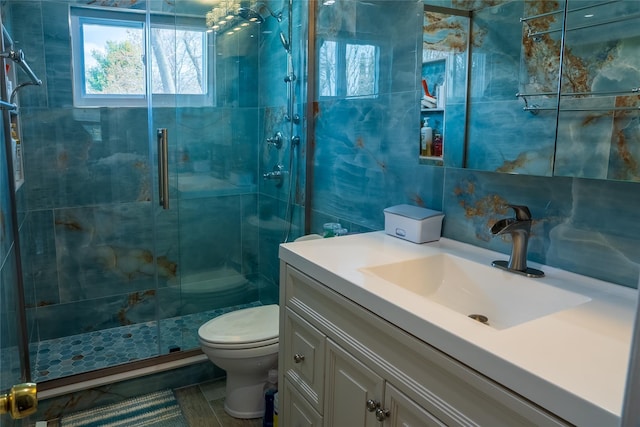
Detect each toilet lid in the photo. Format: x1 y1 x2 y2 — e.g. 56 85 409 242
198 304 279 345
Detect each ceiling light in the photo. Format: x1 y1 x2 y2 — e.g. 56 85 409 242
584 14 594 18
205 0 241 31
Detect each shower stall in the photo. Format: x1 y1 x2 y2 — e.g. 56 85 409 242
0 0 305 398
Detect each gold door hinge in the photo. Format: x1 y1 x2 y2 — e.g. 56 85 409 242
0 383 37 419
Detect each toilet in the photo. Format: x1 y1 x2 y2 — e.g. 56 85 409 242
198 304 279 418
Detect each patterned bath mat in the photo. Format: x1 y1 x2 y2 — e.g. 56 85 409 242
60 389 189 427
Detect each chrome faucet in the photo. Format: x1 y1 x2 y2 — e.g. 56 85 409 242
490 204 544 278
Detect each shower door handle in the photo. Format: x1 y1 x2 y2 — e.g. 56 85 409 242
157 128 169 209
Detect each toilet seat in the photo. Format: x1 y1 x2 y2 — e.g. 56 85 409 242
198 304 279 349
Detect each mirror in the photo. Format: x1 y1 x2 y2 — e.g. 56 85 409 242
426 0 640 182
463 0 559 176
420 5 470 168
554 0 640 181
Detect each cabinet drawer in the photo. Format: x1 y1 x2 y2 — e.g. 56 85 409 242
282 307 326 413
282 378 323 427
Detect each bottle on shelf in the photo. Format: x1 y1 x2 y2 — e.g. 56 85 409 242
433 133 443 157
5 64 12 95
420 118 433 156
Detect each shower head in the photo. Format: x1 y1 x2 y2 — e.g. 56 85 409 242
237 4 290 52
237 7 265 23
238 3 282 23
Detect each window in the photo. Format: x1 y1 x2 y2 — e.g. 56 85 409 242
71 7 212 107
319 39 380 98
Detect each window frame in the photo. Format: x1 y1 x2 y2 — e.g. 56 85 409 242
70 6 214 108
318 36 382 100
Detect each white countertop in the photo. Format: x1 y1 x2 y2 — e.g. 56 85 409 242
279 231 638 427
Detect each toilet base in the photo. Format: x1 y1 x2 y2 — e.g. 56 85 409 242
224 372 271 419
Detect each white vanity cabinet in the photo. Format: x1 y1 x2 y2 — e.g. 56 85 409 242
279 262 571 427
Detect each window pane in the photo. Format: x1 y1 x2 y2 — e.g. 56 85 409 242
82 22 144 95
319 40 337 97
346 44 377 97
151 27 206 95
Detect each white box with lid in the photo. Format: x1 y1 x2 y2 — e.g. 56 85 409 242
383 204 444 243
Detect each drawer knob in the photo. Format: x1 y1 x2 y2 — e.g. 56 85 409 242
375 407 390 421
365 399 378 412
293 353 305 363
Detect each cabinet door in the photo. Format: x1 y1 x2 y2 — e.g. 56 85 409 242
384 383 445 427
283 378 323 427
282 308 326 412
324 339 384 427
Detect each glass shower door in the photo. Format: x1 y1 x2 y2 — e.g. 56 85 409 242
3 0 300 387
152 0 282 354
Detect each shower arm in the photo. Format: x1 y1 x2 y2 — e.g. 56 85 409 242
0 26 42 110
0 49 43 110
1 49 43 87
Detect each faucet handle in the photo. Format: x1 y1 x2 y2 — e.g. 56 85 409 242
508 205 532 221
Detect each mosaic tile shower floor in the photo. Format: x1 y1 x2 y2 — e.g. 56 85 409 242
31 302 261 383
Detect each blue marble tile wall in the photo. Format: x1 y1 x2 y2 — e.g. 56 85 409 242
256 0 308 285
313 0 444 233
312 0 640 289
5 0 292 352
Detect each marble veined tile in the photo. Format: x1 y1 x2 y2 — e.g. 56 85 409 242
53 203 164 303
443 168 640 287
466 99 556 176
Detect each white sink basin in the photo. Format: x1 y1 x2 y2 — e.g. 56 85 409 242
360 253 591 330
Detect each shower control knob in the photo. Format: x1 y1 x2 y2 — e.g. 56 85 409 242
293 353 305 363
266 131 283 149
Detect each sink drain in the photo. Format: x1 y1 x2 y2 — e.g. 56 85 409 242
468 314 489 325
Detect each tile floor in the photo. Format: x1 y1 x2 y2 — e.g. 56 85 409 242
31 302 261 383
175 379 263 427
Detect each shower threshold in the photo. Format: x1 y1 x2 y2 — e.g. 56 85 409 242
31 301 261 383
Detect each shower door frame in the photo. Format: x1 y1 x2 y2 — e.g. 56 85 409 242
28 2 212 396
0 8 32 387
3 0 307 399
